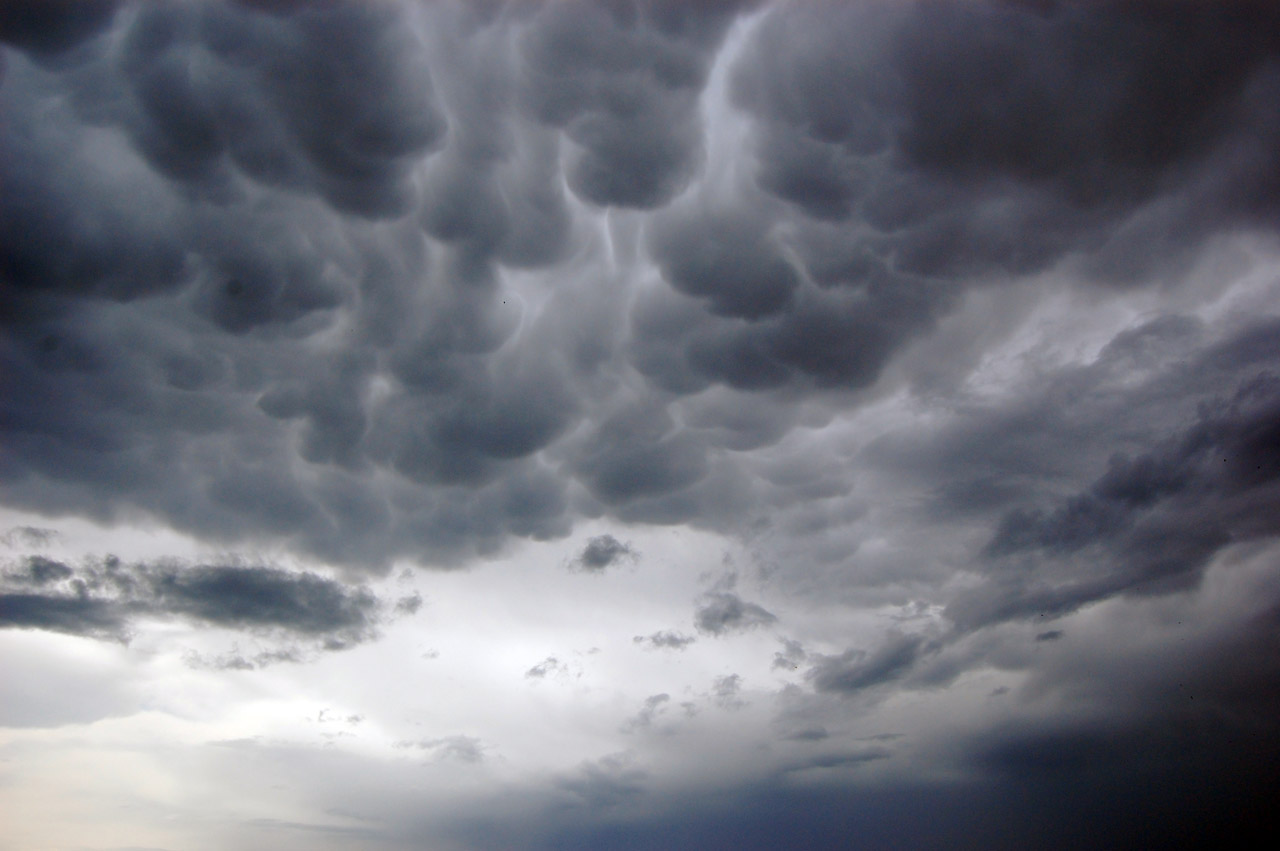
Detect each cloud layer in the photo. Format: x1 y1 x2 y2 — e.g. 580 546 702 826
1 553 384 647
3 1 1280 849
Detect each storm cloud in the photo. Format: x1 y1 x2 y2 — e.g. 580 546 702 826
3 2 1280 849
4 0 1279 578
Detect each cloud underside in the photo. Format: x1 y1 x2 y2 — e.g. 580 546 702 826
1 0 1276 581
4 2 1280 846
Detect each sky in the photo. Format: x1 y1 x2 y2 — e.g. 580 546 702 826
2 1 1280 848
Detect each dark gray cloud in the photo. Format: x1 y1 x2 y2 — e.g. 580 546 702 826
621 0 1280 413
949 359 1280 631
572 534 637 572
776 746 891 778
3 0 1280 579
0 1 119 57
0 554 380 648
517 0 756 208
772 637 806 671
733 1 1280 280
807 632 928 695
6 554 74 585
694 591 777 636
0 526 59 548
5 4 1280 847
0 589 125 640
647 207 799 320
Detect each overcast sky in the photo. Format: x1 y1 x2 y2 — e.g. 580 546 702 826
3 1 1280 848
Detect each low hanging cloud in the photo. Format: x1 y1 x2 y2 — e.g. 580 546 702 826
570 534 638 572
556 751 648 809
949 363 1280 631
807 632 929 695
0 554 381 648
694 590 777 636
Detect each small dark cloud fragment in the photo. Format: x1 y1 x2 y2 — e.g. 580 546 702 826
622 693 671 733
633 630 696 650
783 726 830 742
712 673 745 709
778 747 891 777
394 593 423 616
0 555 382 650
1035 630 1064 643
397 735 486 764
525 656 567 679
7 555 74 585
772 638 807 671
695 591 777 636
1 527 59 549
571 534 637 572
144 562 377 643
808 632 926 695
557 752 647 808
184 646 304 671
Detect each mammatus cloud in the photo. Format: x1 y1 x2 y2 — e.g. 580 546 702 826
4 1 1280 848
2 0 1278 582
